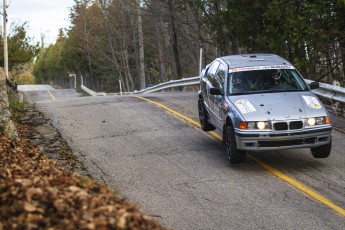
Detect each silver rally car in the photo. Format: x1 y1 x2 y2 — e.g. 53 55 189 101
198 54 332 164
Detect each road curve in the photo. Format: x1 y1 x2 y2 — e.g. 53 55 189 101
29 90 345 229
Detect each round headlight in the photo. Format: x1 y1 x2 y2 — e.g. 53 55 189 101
307 118 316 126
315 117 325 125
247 122 256 129
257 121 266 130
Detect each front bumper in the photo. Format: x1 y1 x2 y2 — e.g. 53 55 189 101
235 126 332 151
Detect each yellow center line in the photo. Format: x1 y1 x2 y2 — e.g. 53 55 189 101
48 90 56 101
136 96 345 217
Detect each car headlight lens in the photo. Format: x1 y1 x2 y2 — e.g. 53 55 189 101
239 121 268 130
257 121 267 130
247 122 256 129
307 117 316 126
307 116 330 126
325 116 330 124
238 122 247 129
315 117 328 125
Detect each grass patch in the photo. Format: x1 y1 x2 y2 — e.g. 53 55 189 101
9 96 28 120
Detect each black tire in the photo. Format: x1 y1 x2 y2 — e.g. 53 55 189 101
311 140 332 158
198 99 215 131
225 125 246 164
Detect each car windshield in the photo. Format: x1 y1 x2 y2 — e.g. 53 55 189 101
228 69 308 95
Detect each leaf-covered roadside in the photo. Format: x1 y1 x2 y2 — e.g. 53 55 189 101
0 125 165 230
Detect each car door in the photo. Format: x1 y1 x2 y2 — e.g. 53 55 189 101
204 61 220 119
212 62 227 129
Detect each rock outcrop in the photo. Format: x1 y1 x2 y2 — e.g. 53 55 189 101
0 68 18 138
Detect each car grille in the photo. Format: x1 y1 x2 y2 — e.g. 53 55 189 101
273 121 303 131
258 137 316 148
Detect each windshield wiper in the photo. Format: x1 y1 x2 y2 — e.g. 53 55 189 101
272 89 306 92
230 90 273 95
247 90 273 94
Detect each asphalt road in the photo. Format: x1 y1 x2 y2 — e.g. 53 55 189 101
22 88 345 229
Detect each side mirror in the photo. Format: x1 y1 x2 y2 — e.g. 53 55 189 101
209 87 222 95
309 81 319 90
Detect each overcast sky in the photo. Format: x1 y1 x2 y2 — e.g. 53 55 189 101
7 0 74 45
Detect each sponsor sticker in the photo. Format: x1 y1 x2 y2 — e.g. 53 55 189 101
223 100 229 110
229 65 294 73
235 99 256 114
302 95 321 109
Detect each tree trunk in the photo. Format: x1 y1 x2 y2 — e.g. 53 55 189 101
168 0 182 79
137 0 146 89
0 68 18 138
123 48 135 91
155 21 167 83
231 35 240 55
340 41 345 84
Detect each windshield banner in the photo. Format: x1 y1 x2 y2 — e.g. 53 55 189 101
229 65 294 73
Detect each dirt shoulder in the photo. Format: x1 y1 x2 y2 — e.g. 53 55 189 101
0 104 166 230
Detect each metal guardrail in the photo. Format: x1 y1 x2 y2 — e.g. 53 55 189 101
133 77 200 94
133 76 345 104
79 74 345 106
81 85 106 96
304 79 345 104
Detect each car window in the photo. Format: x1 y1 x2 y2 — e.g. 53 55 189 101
200 68 206 79
214 63 226 94
228 69 308 95
206 61 220 87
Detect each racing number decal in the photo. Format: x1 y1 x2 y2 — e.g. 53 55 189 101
235 99 256 114
302 96 321 109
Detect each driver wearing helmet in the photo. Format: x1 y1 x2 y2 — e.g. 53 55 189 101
270 70 284 84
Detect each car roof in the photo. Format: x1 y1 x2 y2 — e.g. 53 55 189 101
219 54 293 68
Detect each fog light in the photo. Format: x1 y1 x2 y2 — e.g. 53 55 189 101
307 118 316 126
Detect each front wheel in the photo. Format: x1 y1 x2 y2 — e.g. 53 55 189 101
198 99 215 131
311 141 332 158
226 125 246 164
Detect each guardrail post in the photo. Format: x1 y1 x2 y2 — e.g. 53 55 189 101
69 74 77 89
199 44 203 76
119 77 122 95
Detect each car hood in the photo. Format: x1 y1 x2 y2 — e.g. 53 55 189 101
227 91 327 121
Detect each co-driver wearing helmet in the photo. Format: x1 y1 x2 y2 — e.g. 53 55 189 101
231 73 250 94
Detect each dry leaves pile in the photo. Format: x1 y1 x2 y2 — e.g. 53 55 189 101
0 125 165 230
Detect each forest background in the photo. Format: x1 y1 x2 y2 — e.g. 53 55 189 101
2 0 345 93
